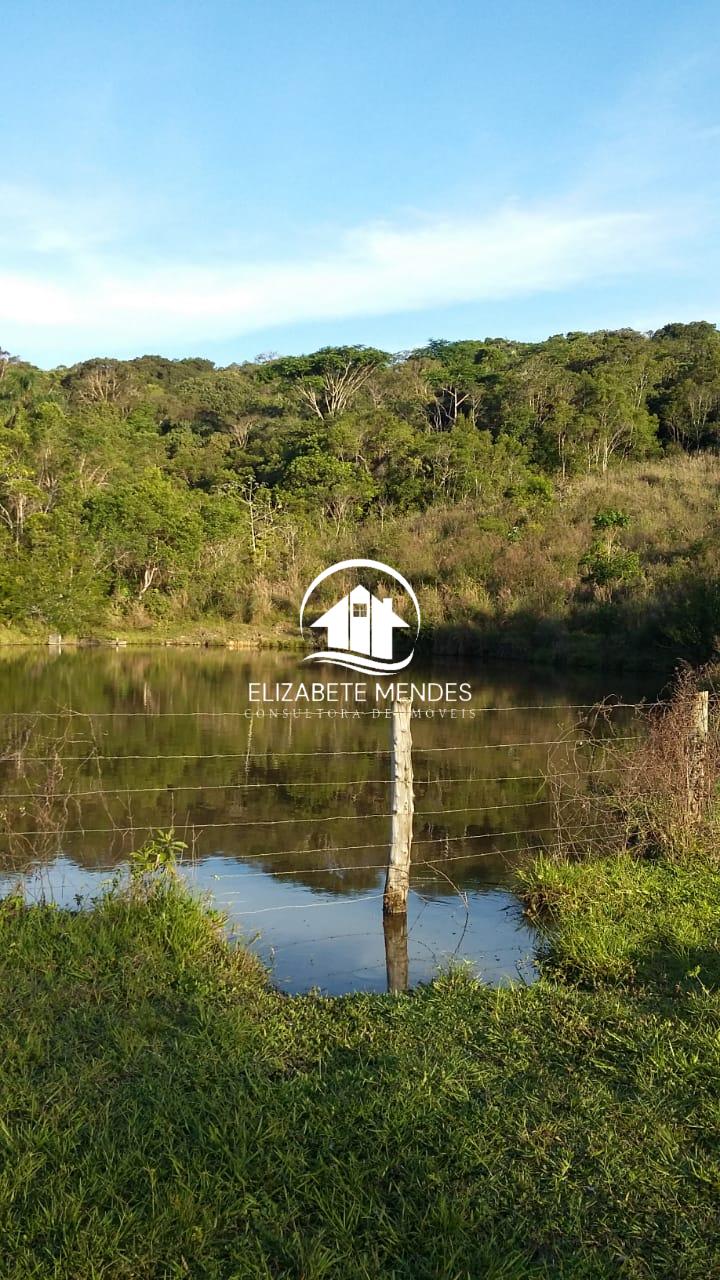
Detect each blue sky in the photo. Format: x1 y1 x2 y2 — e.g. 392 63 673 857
2 0 719 366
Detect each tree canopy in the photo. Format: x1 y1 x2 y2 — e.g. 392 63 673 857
0 325 718 635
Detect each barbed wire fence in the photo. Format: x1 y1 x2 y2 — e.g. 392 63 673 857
0 691 714 990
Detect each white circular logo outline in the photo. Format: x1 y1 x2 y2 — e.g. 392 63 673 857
300 559 420 672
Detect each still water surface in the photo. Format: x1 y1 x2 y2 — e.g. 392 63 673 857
0 649 655 993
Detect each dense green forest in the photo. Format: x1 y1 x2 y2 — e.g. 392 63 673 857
1 322 719 666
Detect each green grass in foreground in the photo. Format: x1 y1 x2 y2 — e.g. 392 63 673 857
1 869 719 1279
521 853 720 992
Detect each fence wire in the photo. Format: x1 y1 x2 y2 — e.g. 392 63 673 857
0 697 660 987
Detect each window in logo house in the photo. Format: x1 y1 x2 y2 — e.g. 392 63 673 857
353 602 367 617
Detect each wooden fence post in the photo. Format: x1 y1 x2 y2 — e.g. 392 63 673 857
384 695 413 915
383 911 409 993
688 690 710 817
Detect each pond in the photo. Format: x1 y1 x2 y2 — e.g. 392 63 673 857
0 647 656 993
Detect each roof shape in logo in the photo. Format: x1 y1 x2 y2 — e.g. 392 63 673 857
311 584 408 660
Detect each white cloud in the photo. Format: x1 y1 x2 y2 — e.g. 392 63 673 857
0 191 681 360
0 182 134 257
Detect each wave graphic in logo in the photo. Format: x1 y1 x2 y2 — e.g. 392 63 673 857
300 559 420 675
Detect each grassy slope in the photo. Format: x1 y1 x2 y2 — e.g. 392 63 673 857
408 454 720 667
521 854 720 992
1 873 720 1279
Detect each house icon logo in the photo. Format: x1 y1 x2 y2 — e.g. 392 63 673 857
300 559 421 675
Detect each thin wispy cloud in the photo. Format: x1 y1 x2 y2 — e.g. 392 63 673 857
0 188 685 360
0 182 135 257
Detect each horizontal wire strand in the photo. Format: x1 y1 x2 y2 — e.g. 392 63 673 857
0 736 640 764
214 892 387 916
185 831 626 885
0 765 620 801
208 830 628 916
0 702 657 717
0 820 627 874
0 794 631 839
